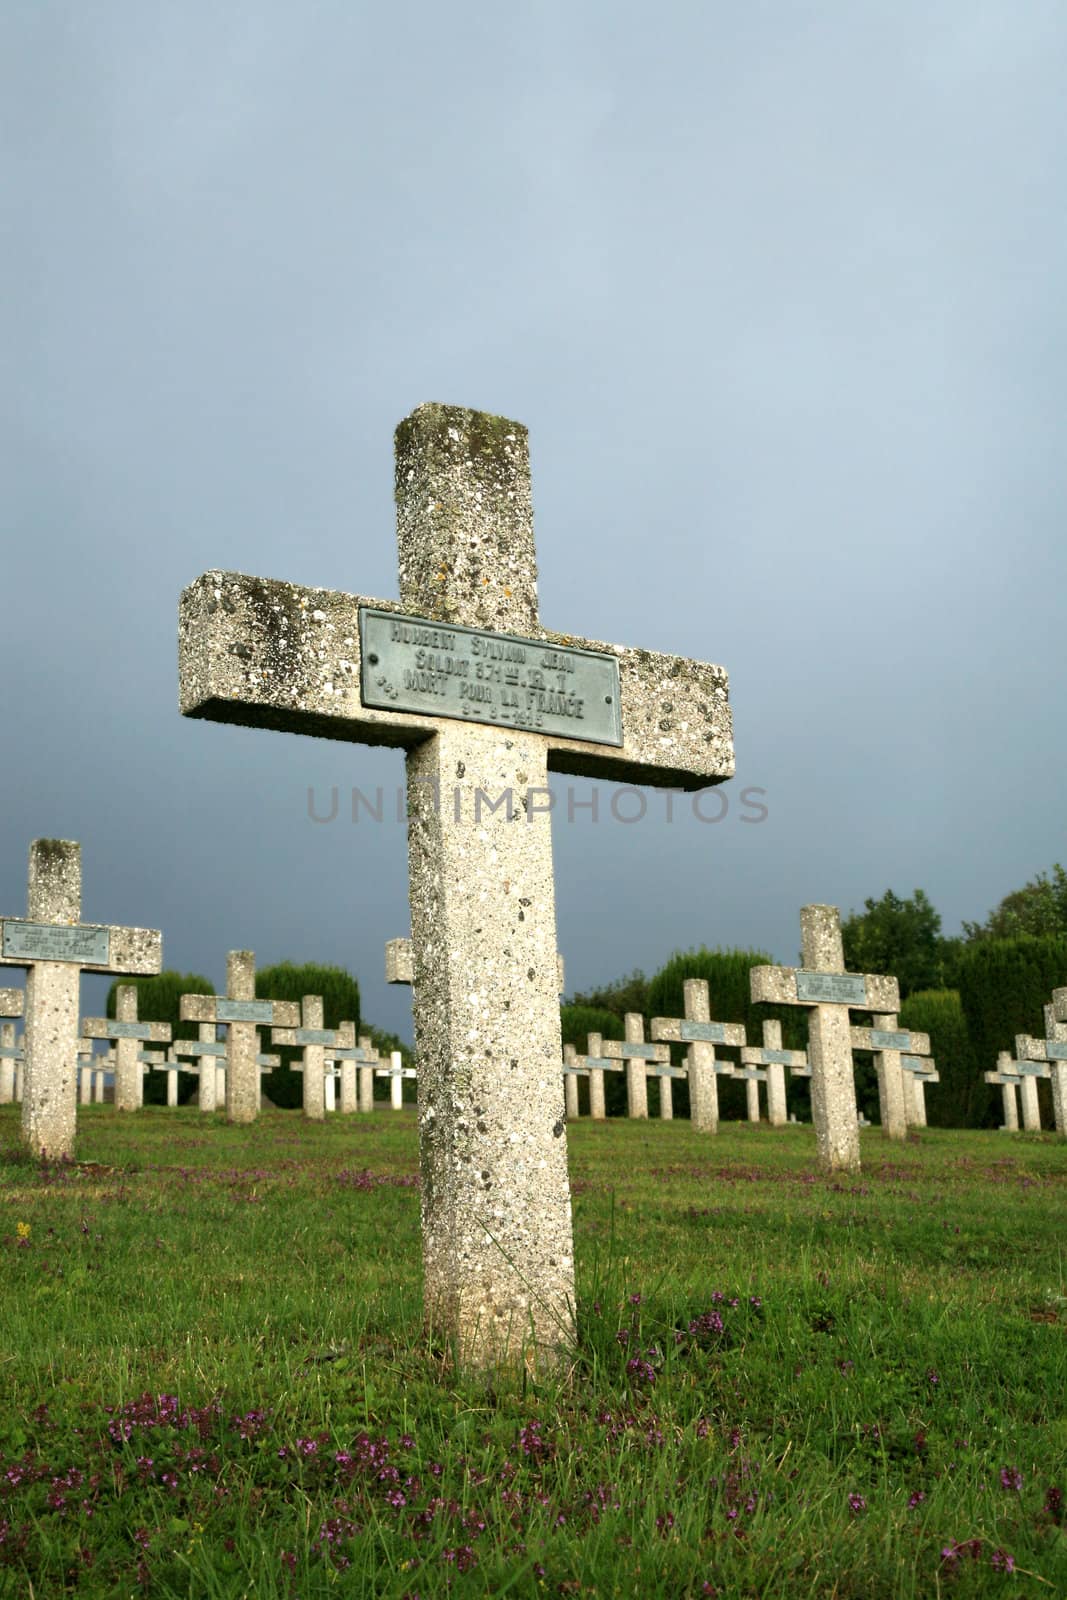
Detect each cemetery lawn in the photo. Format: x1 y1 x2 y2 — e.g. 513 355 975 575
0 1112 1064 1599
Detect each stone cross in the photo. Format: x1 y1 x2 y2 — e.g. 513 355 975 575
1017 1003 1067 1134
273 1003 352 1119
984 1050 1023 1131
0 1025 25 1103
180 958 299 1122
651 980 746 1132
900 1054 939 1127
733 1060 766 1123
739 1020 807 1127
0 840 162 1158
77 1040 95 1106
323 1028 378 1114
562 1043 586 1119
750 905 899 1172
1009 1034 1047 1132
82 987 172 1112
171 1031 228 1111
179 403 734 1371
573 1030 625 1120
0 990 24 1104
601 1014 672 1119
848 1015 929 1141
648 1061 688 1120
376 1051 417 1110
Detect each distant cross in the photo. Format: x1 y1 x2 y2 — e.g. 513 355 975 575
648 1060 688 1121
562 1044 586 1119
180 403 734 1371
599 1015 672 1119
750 905 899 1173
171 1030 227 1111
1009 1034 1047 1132
0 989 24 1104
651 979 746 1132
733 1060 766 1123
573 1030 625 1119
0 839 161 1158
376 1051 417 1110
899 1054 939 1127
82 986 172 1112
848 1015 929 1141
984 1049 1023 1131
739 1020 808 1127
273 1003 358 1119
77 1039 95 1106
1017 1002 1066 1134
324 1029 379 1114
180 955 299 1123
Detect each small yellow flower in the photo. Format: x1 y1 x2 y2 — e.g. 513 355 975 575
16 1222 30 1239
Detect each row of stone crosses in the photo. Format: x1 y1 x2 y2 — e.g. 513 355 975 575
6 404 1067 1372
3 838 1064 1167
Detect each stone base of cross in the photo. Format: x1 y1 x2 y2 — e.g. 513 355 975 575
750 906 899 1173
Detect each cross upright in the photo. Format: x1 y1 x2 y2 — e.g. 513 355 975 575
750 905 899 1173
0 990 24 1104
180 955 299 1122
561 1043 587 1119
848 1015 929 1141
651 979 746 1132
1017 1003 1067 1134
0 840 162 1158
82 987 172 1111
179 403 734 1371
900 1054 939 1127
739 1020 808 1127
984 1050 1024 1131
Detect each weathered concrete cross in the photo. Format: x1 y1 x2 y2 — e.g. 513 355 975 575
601 1015 673 1120
1017 1002 1067 1134
171 1031 226 1111
0 840 161 1158
0 990 24 1104
272 1002 356 1119
750 905 899 1172
82 987 172 1112
180 956 299 1122
739 1020 808 1127
848 1015 929 1141
572 1030 625 1120
179 403 733 1370
375 1051 417 1110
899 1054 939 1127
323 1029 379 1114
984 1049 1024 1131
651 980 746 1132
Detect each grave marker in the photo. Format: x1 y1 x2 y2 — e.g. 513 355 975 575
0 840 161 1158
739 1020 808 1127
82 988 172 1112
180 403 734 1369
273 1004 355 1120
0 990 23 1104
573 1030 625 1120
750 905 898 1172
376 1051 417 1110
180 957 298 1122
601 1014 671 1119
562 1043 585 1119
984 1049 1023 1131
652 980 746 1132
1017 1004 1067 1134
848 1015 928 1141
900 1054 939 1128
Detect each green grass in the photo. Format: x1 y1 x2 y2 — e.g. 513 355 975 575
0 1109 1064 1598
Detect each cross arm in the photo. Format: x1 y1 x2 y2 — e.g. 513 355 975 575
741 1045 807 1068
751 966 899 1011
651 1018 746 1047
180 995 301 1026
0 922 161 976
82 1018 172 1042
172 1039 228 1057
1019 1034 1067 1063
850 1025 929 1054
179 571 734 791
601 1039 670 1063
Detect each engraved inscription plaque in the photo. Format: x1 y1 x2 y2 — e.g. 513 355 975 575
760 1049 795 1065
795 971 868 1005
678 1021 729 1044
293 1029 334 1045
1045 1042 1067 1061
901 1055 933 1073
217 999 274 1024
1015 1061 1049 1076
359 608 623 745
869 1029 910 1050
108 1022 152 1040
2 921 110 966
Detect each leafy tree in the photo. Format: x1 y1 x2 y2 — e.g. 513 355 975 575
898 989 972 1127
104 971 215 1106
955 936 1067 1127
568 969 650 1020
963 864 1067 942
255 962 361 1110
841 889 960 998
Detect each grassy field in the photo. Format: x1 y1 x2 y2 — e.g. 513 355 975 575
0 1108 1064 1598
